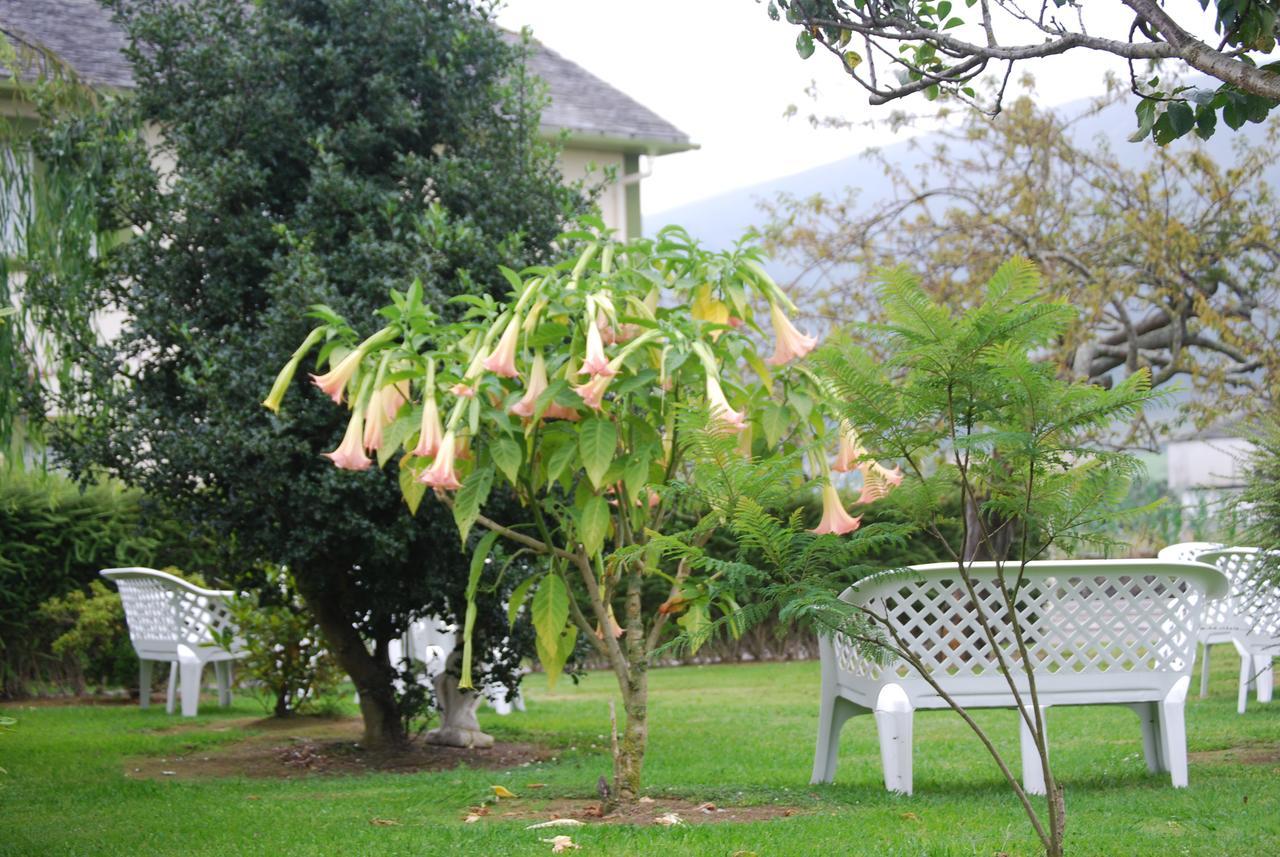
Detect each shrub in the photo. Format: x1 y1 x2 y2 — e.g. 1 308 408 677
36 580 134 695
0 470 212 697
220 566 343 717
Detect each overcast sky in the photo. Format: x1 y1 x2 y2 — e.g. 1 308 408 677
495 0 1222 215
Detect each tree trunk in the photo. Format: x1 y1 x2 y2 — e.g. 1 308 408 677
292 571 406 749
612 673 648 802
424 649 494 748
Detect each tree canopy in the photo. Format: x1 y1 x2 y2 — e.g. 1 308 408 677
761 91 1280 441
52 0 583 745
767 0 1280 144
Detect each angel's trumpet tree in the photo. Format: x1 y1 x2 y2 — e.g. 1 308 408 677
264 223 893 806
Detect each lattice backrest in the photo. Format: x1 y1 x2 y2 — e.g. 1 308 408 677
101 567 240 652
832 560 1227 683
1157 543 1233 630
1197 548 1280 642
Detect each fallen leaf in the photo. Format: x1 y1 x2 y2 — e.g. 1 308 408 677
526 782 547 789
732 852 760 857
582 804 603 818
541 835 580 853
491 785 518 799
246 795 260 801
901 811 920 821
160 771 176 776
697 802 717 813
654 812 684 826
463 814 481 824
637 796 655 804
369 818 400 826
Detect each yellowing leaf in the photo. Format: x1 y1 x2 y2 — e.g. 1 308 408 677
491 785 518 799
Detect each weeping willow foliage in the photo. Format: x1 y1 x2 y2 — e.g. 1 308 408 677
0 33 125 459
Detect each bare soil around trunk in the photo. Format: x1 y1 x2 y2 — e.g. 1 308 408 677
124 714 552 780
463 797 806 826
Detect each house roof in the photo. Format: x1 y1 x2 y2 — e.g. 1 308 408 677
0 1 694 156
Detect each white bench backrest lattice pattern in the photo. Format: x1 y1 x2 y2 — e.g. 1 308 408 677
1157 543 1233 634
1196 548 1280 645
832 560 1227 705
101 567 242 661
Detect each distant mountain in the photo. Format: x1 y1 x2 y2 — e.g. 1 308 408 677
646 92 1275 264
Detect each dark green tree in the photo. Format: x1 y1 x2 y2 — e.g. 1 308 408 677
53 0 582 746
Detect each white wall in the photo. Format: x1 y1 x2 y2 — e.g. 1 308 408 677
559 146 628 237
1167 437 1255 491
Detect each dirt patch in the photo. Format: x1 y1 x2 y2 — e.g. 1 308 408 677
124 716 553 780
465 797 805 826
1191 743 1280 766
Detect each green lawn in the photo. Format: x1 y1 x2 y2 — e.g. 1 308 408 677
2 652 1279 856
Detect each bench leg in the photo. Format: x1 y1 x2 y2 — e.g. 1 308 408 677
1198 643 1211 699
811 694 860 785
873 685 914 795
1128 702 1165 774
1158 677 1190 788
138 660 153 710
165 662 178 714
1019 706 1049 796
1238 652 1253 715
1256 655 1273 704
179 656 205 717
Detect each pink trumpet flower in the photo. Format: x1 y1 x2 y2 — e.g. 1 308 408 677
310 348 364 404
833 423 865 473
572 372 613 411
450 382 475 398
381 381 409 422
705 373 746 432
362 388 388 451
482 314 522 378
510 352 549 419
324 405 373 471
856 461 906 505
412 393 444 458
765 302 817 366
809 484 862 535
580 312 616 378
419 430 463 490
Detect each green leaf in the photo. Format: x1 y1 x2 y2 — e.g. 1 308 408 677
795 30 815 60
546 437 578 485
398 455 427 515
532 574 573 685
379 407 421 468
536 621 577 688
937 1 951 17
491 435 522 485
507 575 537 628
578 418 617 489
623 448 652 499
527 321 570 349
458 530 499 689
452 463 494 544
578 494 610 556
761 402 790 447
677 600 711 655
842 50 862 71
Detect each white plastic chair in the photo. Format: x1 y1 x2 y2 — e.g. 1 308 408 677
814 559 1227 794
1193 547 1280 714
389 616 526 715
1157 542 1225 698
101 567 246 717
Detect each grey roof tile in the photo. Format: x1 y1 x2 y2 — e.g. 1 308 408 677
0 2 693 153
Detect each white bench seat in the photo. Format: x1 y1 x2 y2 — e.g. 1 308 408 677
813 559 1227 794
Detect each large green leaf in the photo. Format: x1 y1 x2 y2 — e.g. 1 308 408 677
459 530 499 689
379 406 421 468
506 574 537 628
452 463 494 544
535 621 577 688
761 402 790 448
397 455 427 515
531 573 570 680
578 494 610 556
578 417 616 489
491 435 522 485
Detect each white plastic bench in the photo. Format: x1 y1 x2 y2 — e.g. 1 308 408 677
1156 542 1226 699
813 559 1227 794
1193 547 1280 714
101 567 246 717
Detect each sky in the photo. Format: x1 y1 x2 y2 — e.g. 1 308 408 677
494 0 1215 215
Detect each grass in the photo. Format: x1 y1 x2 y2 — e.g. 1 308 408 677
2 651 1279 856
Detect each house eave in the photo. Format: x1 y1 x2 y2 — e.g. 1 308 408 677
548 127 698 157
